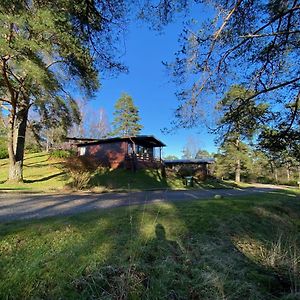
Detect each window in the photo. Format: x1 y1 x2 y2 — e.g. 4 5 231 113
79 146 86 156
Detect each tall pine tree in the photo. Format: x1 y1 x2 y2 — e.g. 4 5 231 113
0 0 126 181
215 85 268 182
112 93 143 137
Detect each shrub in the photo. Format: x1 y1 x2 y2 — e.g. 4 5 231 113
194 168 206 181
256 176 277 184
25 144 42 154
69 171 91 190
0 147 8 159
279 180 298 187
177 166 195 178
63 156 99 189
0 137 8 159
50 149 75 159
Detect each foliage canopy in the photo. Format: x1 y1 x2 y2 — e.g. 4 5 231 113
0 0 127 180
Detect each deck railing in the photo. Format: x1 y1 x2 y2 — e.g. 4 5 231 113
125 153 160 161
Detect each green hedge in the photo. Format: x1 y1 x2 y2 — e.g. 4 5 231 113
50 149 76 159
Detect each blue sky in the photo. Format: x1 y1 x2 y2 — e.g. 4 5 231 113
89 17 217 158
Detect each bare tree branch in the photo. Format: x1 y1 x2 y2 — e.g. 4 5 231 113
240 30 300 38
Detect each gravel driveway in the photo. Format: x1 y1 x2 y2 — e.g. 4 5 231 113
0 185 290 222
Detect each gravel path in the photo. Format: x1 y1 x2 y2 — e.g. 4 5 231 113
0 185 289 222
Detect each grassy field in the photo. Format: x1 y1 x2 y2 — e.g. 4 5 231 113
1 190 300 299
0 153 68 191
0 152 240 192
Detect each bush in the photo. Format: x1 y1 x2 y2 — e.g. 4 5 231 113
279 180 298 187
63 156 100 189
256 176 277 184
194 168 206 181
177 166 195 178
50 149 75 159
25 144 42 154
0 137 8 159
0 147 8 159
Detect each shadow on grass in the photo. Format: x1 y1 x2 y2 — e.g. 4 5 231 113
89 168 170 190
194 177 240 189
88 168 237 191
23 153 49 161
23 159 53 167
1 190 300 299
24 172 65 183
0 190 300 299
0 187 31 191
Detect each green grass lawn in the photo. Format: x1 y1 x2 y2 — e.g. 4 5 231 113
89 168 240 191
0 152 68 191
1 190 300 299
0 152 240 192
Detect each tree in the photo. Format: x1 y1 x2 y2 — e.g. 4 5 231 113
0 0 126 181
214 85 266 182
111 93 143 137
215 141 252 181
195 149 212 159
156 1 300 154
181 135 200 159
69 100 111 139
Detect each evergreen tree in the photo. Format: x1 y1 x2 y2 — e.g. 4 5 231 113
215 85 267 182
195 149 212 159
112 93 143 137
215 141 252 181
0 0 126 181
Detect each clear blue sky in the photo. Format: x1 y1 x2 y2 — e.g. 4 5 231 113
89 18 217 158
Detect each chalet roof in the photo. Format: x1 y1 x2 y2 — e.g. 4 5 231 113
65 137 99 142
70 135 166 148
164 158 215 165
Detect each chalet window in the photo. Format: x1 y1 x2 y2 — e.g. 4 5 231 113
79 147 86 156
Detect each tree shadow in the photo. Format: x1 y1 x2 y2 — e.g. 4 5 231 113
170 191 300 299
23 153 49 161
89 168 170 191
194 177 241 189
1 190 299 299
24 172 65 183
23 162 62 169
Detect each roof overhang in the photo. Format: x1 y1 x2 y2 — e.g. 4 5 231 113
74 135 166 148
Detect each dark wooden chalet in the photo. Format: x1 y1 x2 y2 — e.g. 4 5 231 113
164 158 215 177
73 135 166 169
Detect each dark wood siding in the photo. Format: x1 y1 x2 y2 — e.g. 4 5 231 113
84 141 127 169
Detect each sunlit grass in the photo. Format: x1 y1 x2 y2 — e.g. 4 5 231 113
1 190 300 299
0 152 238 192
0 152 68 191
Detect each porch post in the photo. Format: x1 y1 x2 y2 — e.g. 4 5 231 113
159 147 162 162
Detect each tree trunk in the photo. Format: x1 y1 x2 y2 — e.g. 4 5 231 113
286 164 290 181
235 158 241 183
274 168 278 182
235 138 241 183
7 106 29 182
